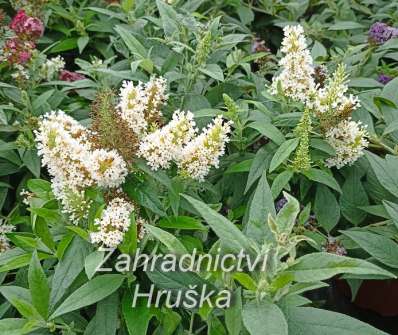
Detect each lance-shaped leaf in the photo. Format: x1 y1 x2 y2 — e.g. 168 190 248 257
28 251 49 319
243 300 288 335
144 224 188 255
50 274 124 319
285 306 388 335
246 171 275 244
275 192 300 236
283 252 395 282
182 194 253 253
341 230 398 269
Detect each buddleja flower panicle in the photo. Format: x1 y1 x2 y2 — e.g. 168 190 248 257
325 119 368 169
35 111 128 222
270 25 317 106
270 25 368 169
117 76 168 137
90 197 134 248
177 116 232 181
138 110 197 170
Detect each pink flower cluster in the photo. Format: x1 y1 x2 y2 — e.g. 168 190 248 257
10 10 44 39
3 10 44 65
59 70 85 82
3 38 35 64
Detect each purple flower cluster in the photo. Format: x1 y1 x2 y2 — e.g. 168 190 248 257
275 197 288 213
378 74 393 85
368 22 398 44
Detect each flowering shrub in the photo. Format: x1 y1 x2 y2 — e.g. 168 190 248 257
0 1 398 335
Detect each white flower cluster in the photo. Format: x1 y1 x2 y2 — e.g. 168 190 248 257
139 112 232 181
87 149 128 188
40 56 65 81
325 119 369 169
138 110 197 170
314 64 360 115
136 217 148 240
270 25 368 168
11 64 30 80
270 25 316 105
177 116 232 181
90 197 133 248
35 111 128 222
20 189 34 206
118 76 168 137
0 220 15 253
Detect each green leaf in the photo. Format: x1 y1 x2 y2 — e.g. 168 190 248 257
233 273 257 291
246 171 275 244
121 0 135 12
66 225 90 241
85 250 105 280
182 194 252 253
383 200 398 228
122 293 156 335
156 0 179 37
359 205 389 219
118 215 137 254
243 300 288 335
86 292 119 335
77 36 89 54
303 168 342 193
285 306 388 335
341 230 398 268
27 179 52 197
245 146 272 193
275 192 300 236
311 41 327 60
34 218 55 251
310 139 335 155
114 25 147 58
199 64 225 81
50 236 91 308
50 274 124 319
158 216 206 230
349 78 383 88
0 318 32 335
144 224 188 255
237 6 254 24
0 286 42 320
147 264 215 292
225 287 242 335
271 170 293 199
340 173 368 225
269 138 299 172
248 122 285 145
28 251 49 319
225 159 253 174
367 152 398 198
22 149 40 178
49 38 78 53
32 90 54 111
314 185 340 231
0 251 52 273
383 119 398 136
284 252 395 282
328 21 365 30
30 208 61 223
153 308 181 335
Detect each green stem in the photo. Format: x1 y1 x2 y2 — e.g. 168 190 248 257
369 136 397 155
